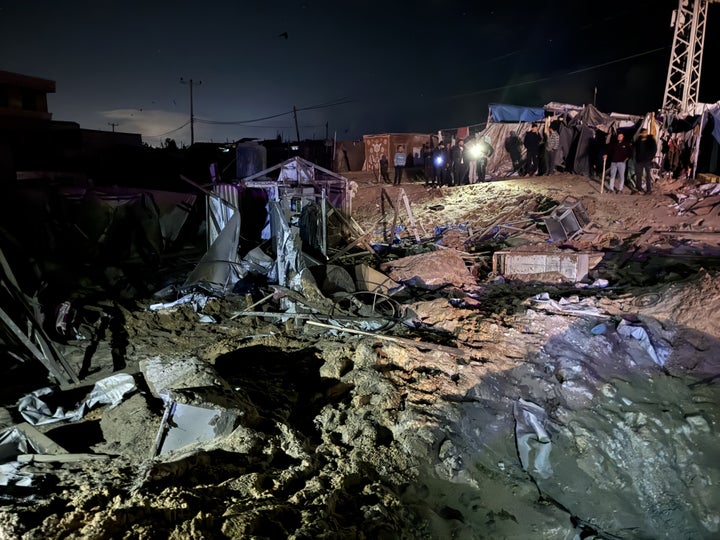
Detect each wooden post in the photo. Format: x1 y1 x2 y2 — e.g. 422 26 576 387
601 155 607 194
398 188 421 243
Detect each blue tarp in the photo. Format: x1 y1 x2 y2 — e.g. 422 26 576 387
489 103 545 123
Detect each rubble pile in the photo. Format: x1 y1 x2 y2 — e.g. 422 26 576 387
1 171 720 539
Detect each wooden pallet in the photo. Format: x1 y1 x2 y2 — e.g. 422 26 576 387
697 173 720 183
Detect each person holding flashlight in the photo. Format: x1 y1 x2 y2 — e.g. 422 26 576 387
472 135 494 182
431 141 448 187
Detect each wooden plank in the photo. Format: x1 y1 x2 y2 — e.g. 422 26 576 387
305 320 471 357
0 306 69 383
17 453 110 463
398 189 421 243
15 422 68 455
381 188 398 244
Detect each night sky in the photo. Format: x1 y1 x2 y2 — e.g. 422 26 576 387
2 0 719 146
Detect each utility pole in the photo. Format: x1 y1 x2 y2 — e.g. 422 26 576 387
180 77 202 145
292 106 300 143
107 122 118 132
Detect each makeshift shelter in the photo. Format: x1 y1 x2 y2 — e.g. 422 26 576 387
562 104 619 177
183 157 354 294
0 182 198 293
362 133 436 173
472 102 648 179
465 103 548 179
659 102 720 179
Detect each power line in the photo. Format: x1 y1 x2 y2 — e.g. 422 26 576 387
442 45 669 101
146 120 191 138
196 97 354 126
195 121 328 129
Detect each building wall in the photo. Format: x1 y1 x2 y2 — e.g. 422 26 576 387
0 70 55 124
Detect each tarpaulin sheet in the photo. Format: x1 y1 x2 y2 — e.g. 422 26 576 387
489 103 545 123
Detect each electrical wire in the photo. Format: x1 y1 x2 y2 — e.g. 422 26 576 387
440 45 670 101
145 120 191 138
194 98 354 126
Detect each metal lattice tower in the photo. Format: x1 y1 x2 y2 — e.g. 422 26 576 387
662 0 719 115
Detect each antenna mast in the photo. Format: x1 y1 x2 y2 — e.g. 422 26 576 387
662 0 719 115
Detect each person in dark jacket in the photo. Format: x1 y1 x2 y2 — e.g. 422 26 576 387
379 154 391 184
422 143 434 186
603 132 633 193
634 128 657 194
504 131 523 174
523 125 542 176
450 139 468 186
431 142 449 187
475 136 494 182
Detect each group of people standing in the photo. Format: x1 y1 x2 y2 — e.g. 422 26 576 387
379 146 409 185
379 139 496 188
521 123 563 177
603 128 658 194
377 124 660 193
423 137 495 188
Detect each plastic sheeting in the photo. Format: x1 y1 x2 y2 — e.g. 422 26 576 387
489 103 546 123
182 211 242 294
513 398 553 480
617 319 670 367
17 374 137 426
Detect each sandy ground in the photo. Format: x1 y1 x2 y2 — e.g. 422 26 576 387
1 170 720 539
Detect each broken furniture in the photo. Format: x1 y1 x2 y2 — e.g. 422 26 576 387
542 196 591 242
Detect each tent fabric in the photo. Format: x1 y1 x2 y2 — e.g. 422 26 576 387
476 105 608 179
474 122 533 179
568 124 597 177
709 103 720 145
182 211 242 294
489 104 545 123
468 101 718 179
544 102 584 115
567 104 617 133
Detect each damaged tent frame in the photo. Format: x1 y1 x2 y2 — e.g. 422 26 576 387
181 157 355 294
242 155 354 251
0 248 79 385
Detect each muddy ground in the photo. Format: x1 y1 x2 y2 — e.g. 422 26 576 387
1 170 720 539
